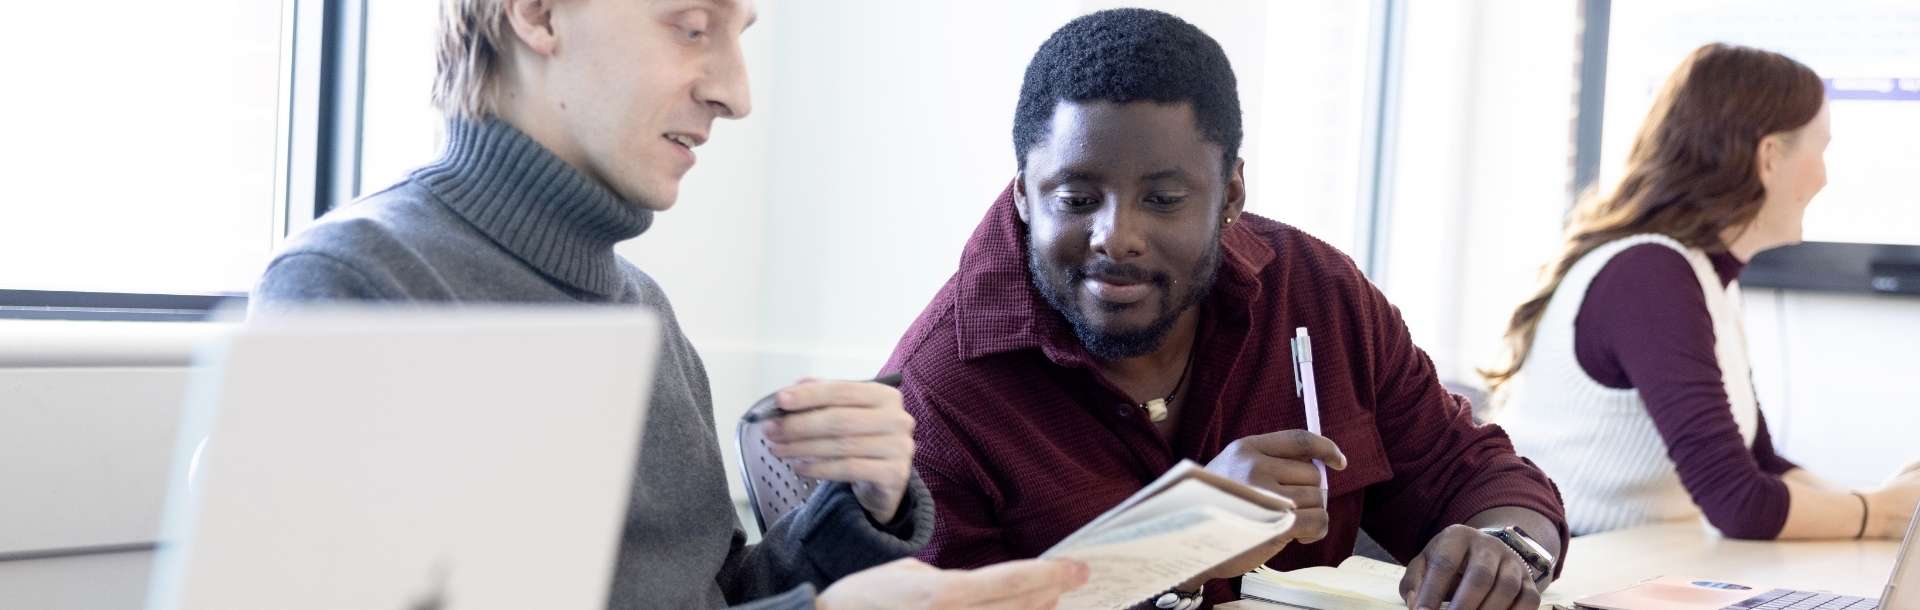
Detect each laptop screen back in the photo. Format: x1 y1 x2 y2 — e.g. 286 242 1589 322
1882 504 1920 610
145 307 661 610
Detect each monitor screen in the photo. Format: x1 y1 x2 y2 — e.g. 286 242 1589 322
1601 0 1920 247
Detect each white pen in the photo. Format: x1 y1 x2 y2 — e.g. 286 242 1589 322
1291 327 1328 492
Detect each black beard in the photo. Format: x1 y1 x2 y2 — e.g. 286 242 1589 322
1027 227 1222 361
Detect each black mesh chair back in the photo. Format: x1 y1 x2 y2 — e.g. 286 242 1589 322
735 392 822 533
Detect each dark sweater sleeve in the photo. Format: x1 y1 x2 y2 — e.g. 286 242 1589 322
1575 244 1790 539
1352 273 1569 568
716 475 933 604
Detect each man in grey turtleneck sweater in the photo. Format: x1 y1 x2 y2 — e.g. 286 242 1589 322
251 1 1086 609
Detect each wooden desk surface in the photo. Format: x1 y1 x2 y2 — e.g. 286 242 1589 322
1224 519 1903 609
1553 519 1900 600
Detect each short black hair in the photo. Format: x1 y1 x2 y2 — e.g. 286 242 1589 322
1013 8 1242 173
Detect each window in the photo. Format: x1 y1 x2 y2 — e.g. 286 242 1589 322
0 1 289 296
1245 0 1385 262
358 1 445 198
4 0 1400 323
1375 0 1585 383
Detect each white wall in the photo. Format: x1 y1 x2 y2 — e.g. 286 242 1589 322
1744 289 1920 490
729 0 1278 386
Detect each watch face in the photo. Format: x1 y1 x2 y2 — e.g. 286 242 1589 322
1487 527 1553 578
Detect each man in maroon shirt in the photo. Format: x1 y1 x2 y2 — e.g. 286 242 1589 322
883 9 1567 610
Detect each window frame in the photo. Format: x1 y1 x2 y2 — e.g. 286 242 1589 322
1354 0 1407 280
0 290 243 323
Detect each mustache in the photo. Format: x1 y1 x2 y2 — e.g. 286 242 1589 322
1069 259 1168 287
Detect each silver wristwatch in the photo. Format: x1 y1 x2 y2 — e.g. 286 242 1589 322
1152 585 1204 610
1480 525 1555 586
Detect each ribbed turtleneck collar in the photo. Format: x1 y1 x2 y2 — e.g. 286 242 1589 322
411 119 654 297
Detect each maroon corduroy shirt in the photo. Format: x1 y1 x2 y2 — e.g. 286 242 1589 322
883 185 1568 604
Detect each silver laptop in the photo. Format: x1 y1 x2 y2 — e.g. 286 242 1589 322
1720 506 1920 610
144 307 661 610
1719 507 1920 610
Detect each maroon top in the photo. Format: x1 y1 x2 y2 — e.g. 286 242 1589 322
1573 243 1798 539
884 185 1566 604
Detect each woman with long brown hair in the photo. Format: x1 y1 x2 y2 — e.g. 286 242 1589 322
1487 43 1920 539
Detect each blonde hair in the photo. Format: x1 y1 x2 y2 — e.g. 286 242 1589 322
433 0 512 120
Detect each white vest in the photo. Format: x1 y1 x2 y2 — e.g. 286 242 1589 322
1493 234 1758 536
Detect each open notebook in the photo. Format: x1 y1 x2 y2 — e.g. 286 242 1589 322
1233 555 1576 610
1041 460 1298 610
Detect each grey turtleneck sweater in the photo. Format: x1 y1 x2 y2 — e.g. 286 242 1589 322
251 119 933 610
